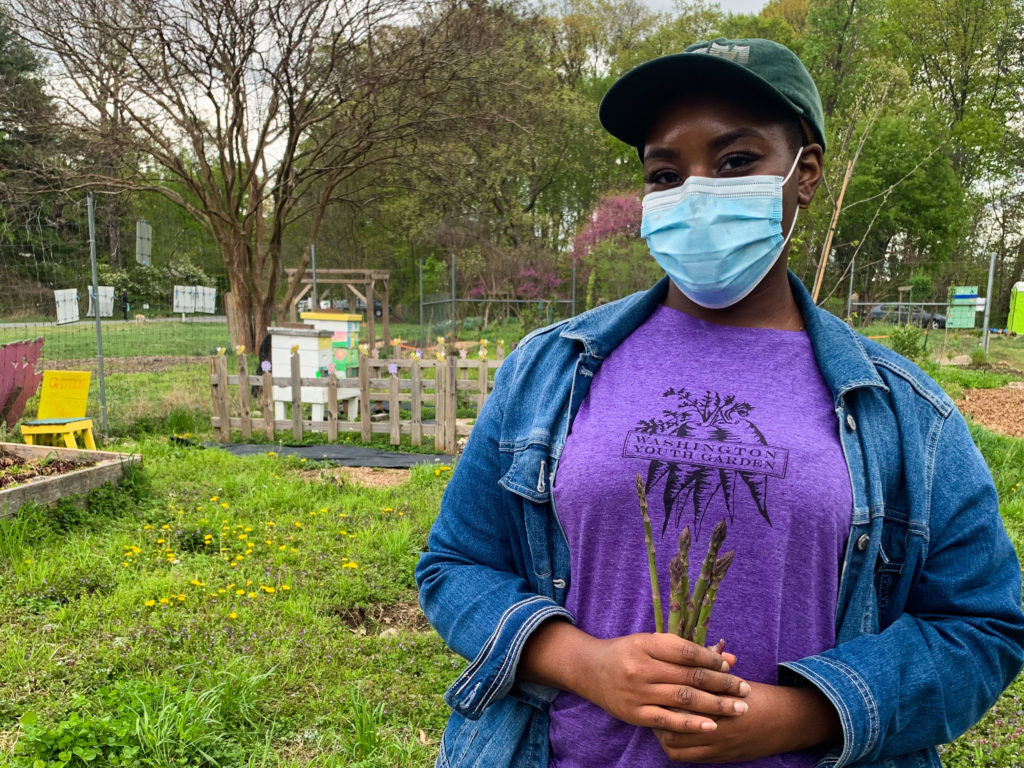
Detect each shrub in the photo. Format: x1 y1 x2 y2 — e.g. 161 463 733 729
888 324 925 363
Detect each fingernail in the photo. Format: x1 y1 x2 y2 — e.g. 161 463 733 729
739 682 751 696
721 661 729 672
701 720 717 731
733 701 748 713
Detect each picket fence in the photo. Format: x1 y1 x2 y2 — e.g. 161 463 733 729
208 352 503 453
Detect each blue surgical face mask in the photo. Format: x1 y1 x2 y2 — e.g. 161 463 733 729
640 151 802 309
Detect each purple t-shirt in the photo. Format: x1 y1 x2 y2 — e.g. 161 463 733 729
549 305 852 768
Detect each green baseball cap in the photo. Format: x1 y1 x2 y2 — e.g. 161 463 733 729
599 37 826 155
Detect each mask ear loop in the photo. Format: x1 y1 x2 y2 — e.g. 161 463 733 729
781 149 804 245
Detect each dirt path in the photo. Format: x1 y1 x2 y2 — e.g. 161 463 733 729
958 382 1024 438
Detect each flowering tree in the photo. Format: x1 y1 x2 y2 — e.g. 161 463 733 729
571 193 661 308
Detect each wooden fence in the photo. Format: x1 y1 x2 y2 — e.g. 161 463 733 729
209 353 503 453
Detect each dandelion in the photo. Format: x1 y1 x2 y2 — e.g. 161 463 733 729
218 588 226 594
210 496 218 502
235 555 244 561
156 538 165 544
176 594 186 602
339 512 346 518
339 529 348 535
23 558 32 564
267 451 276 457
229 612 238 619
279 545 287 551
221 502 229 509
239 534 247 540
143 524 153 530
265 540 272 545
294 522 302 528
280 585 290 591
236 589 245 595
159 597 170 605
145 599 156 607
300 458 306 463
230 562 239 568
248 592 257 599
266 521 276 527
342 562 358 569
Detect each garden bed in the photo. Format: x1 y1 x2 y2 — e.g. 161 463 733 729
0 443 142 518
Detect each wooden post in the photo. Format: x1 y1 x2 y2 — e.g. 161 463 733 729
446 355 458 454
237 354 251 440
813 160 854 304
290 352 302 441
359 357 371 442
366 279 376 355
327 374 338 441
410 359 422 447
477 359 488 414
214 355 231 442
389 373 400 446
434 359 445 452
382 281 390 353
261 370 274 440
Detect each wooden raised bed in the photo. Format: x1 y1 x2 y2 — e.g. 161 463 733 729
0 443 142 519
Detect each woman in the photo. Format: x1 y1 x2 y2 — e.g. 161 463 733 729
416 37 1024 768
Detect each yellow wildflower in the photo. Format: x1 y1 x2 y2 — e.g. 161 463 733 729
229 612 238 619
145 599 156 607
236 589 245 595
210 496 218 502
280 585 290 591
159 597 170 604
342 562 358 569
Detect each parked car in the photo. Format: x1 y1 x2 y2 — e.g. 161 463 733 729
867 302 946 329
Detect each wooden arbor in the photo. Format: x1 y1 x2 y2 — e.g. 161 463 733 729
285 269 391 351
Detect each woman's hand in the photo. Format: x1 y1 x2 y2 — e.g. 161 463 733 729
518 621 750 734
651 680 842 762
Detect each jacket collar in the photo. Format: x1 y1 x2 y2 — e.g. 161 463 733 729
559 272 887 405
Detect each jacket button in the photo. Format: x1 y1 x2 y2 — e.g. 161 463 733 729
552 578 566 589
846 414 857 430
855 534 870 551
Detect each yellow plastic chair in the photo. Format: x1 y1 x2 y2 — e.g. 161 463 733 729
20 371 97 450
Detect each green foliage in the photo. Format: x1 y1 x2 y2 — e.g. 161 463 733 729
886 323 925 362
14 708 139 768
98 255 215 312
970 347 990 367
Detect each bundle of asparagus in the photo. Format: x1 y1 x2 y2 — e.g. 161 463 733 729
635 473 734 644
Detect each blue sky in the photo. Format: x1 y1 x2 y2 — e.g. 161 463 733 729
644 0 769 14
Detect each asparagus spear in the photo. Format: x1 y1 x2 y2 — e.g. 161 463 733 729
682 519 727 641
693 550 734 646
667 527 691 637
635 473 664 633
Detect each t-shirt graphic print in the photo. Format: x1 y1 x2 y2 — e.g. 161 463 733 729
629 387 785 536
549 305 853 768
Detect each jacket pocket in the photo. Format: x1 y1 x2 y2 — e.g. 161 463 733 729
874 511 908 623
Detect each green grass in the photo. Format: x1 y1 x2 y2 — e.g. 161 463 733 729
0 318 230 361
0 441 457 766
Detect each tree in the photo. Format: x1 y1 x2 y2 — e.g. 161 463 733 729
4 0 532 348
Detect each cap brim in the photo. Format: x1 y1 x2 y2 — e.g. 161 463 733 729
599 53 807 151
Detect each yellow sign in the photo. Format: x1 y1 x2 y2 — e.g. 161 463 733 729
38 370 91 420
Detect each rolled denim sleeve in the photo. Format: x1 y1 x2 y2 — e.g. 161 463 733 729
415 353 572 721
781 411 1024 766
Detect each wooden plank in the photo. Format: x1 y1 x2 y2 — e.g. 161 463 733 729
290 353 302 441
446 356 458 453
359 358 371 442
410 359 422 447
220 417 438 437
215 355 231 442
389 374 400 446
327 375 338 441
237 355 251 440
434 359 445 452
477 359 488 414
261 370 274 440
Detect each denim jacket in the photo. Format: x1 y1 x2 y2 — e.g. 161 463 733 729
415 274 1024 768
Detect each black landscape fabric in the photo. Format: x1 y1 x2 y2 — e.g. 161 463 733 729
209 442 453 468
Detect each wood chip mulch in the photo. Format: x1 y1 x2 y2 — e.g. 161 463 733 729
957 383 1024 438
